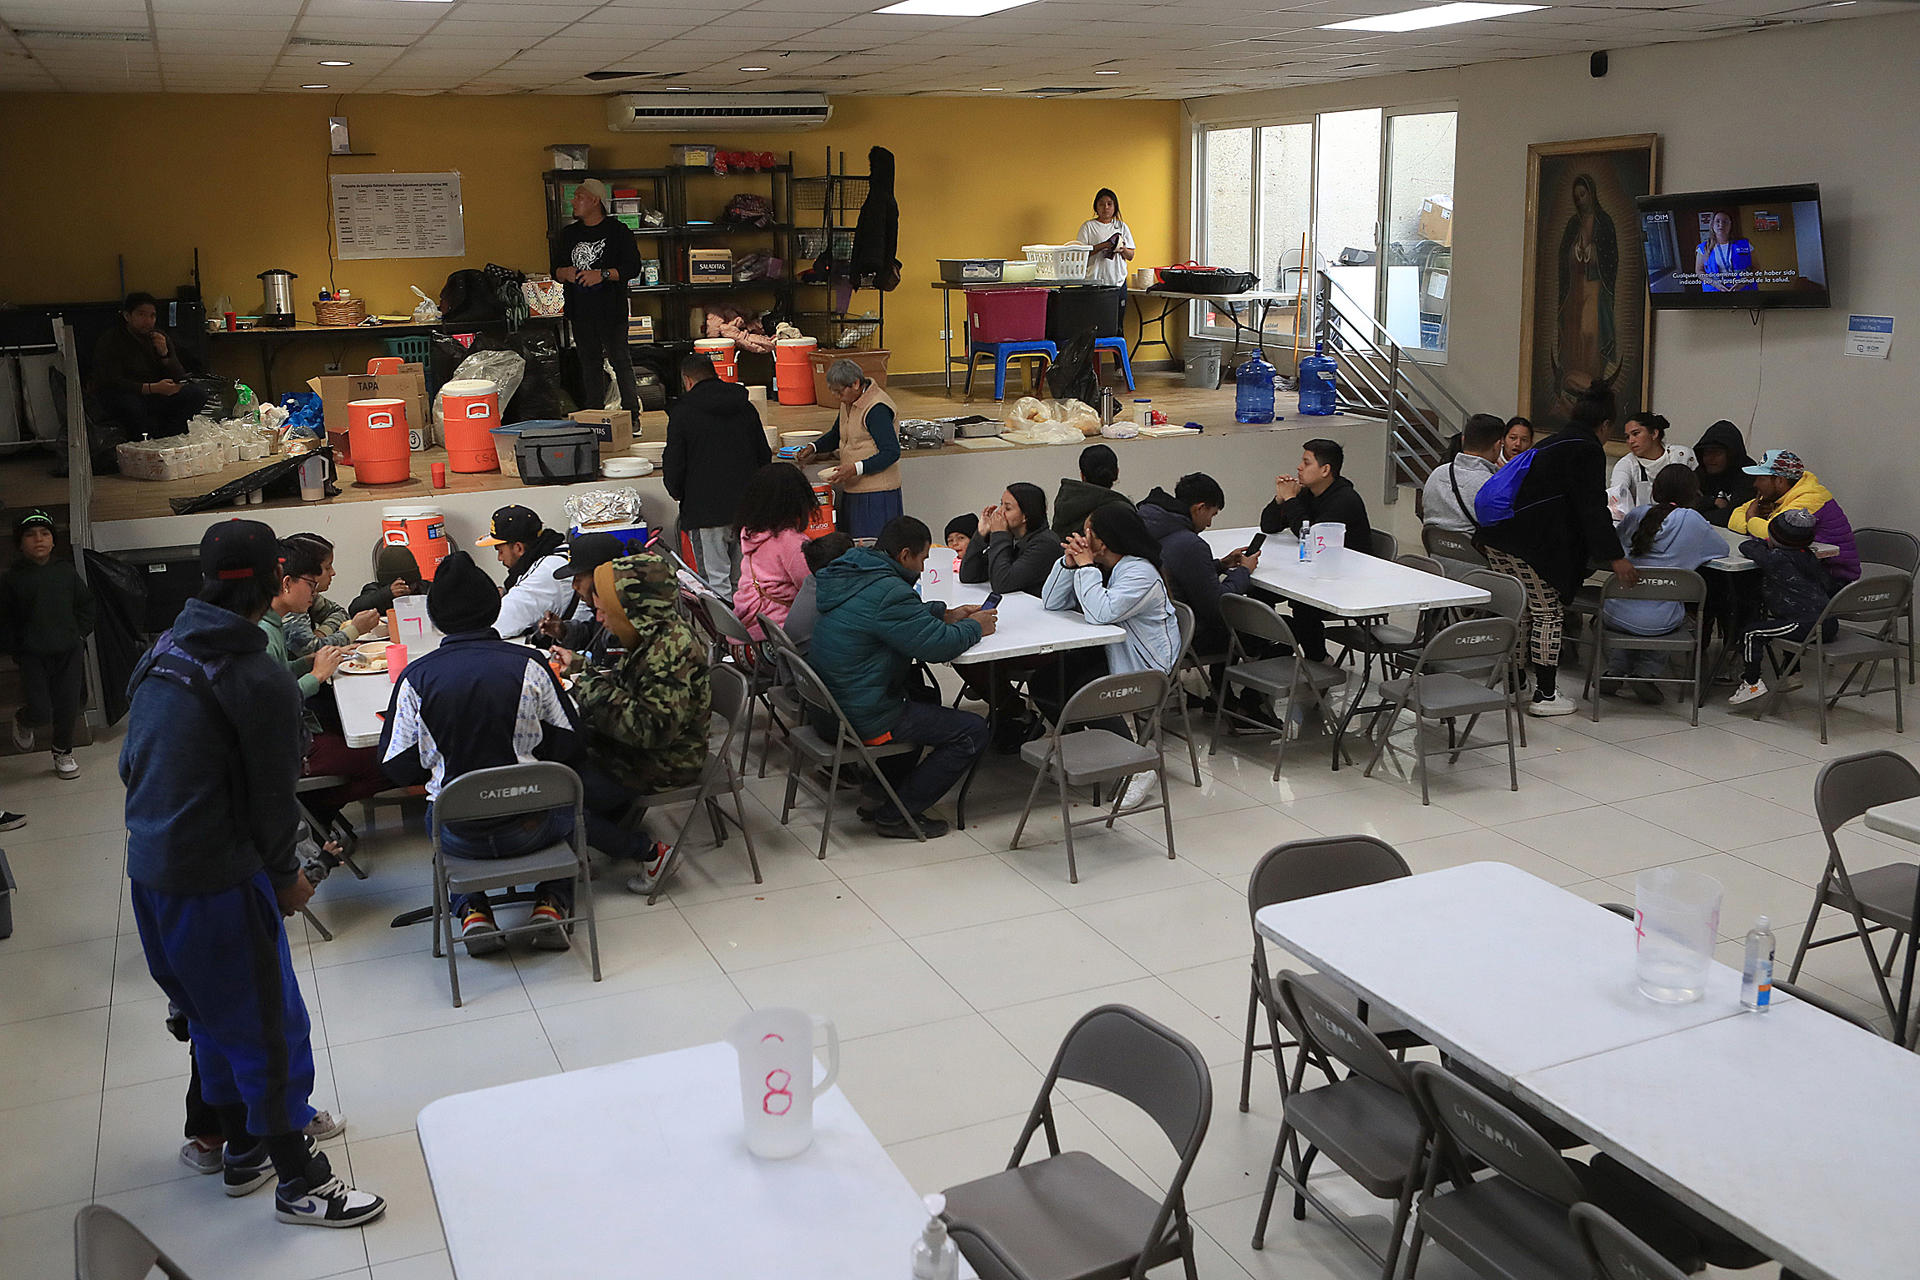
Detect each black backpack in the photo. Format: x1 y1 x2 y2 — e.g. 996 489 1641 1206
439 270 505 324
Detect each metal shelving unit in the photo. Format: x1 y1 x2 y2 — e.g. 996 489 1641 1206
790 147 885 352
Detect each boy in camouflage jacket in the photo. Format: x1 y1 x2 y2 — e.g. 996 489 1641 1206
572 551 710 795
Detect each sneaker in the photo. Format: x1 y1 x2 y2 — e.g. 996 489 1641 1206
526 897 572 952
1597 676 1627 699
222 1143 276 1197
1526 693 1579 718
275 1167 387 1229
179 1137 224 1175
876 813 950 840
0 811 25 832
303 1110 345 1142
52 750 78 780
9 716 31 751
624 841 676 896
1118 772 1159 812
1632 681 1666 706
1728 679 1769 707
1782 673 1804 693
458 903 506 957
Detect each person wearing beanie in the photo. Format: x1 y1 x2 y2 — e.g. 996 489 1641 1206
568 550 713 895
475 504 575 640
550 177 644 420
2 510 95 778
378 551 585 956
1730 506 1836 707
347 542 427 617
122 518 386 1231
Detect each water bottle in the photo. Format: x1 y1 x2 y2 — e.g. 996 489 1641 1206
1740 915 1775 1012
1297 343 1338 416
1234 350 1276 424
1298 522 1312 563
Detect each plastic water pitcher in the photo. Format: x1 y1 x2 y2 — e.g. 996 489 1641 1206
1633 866 1723 1003
1297 343 1338 416
726 1007 840 1159
1234 350 1276 423
1306 521 1345 579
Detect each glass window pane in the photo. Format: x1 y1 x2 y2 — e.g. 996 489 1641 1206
1258 123 1314 348
1386 110 1457 358
1201 127 1253 276
1316 108 1383 331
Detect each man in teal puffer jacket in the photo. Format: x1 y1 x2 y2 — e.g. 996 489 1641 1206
809 516 995 839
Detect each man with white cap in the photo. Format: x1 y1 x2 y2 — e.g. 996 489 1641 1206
550 178 645 421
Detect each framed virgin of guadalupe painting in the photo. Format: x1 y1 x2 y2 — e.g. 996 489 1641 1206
1518 134 1659 429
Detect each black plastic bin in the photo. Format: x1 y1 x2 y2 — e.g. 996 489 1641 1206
1046 285 1124 342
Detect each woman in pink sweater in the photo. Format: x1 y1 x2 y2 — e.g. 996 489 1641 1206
733 462 820 638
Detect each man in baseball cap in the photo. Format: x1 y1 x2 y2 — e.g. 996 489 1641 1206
536 531 629 660
473 505 574 640
1727 449 1861 584
552 174 644 423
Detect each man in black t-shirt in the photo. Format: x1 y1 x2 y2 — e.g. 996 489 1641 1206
89 292 208 437
550 179 645 418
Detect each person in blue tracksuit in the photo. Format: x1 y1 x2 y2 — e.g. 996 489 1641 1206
122 519 385 1230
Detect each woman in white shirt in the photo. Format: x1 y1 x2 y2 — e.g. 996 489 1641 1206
1077 189 1136 333
1606 412 1697 518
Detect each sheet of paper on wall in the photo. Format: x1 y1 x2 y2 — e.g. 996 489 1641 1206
1843 314 1893 359
330 172 465 260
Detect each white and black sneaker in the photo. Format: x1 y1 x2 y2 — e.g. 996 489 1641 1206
0 811 25 832
275 1170 387 1229
222 1144 276 1197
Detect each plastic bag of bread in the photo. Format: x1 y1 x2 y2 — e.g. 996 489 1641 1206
1055 398 1100 437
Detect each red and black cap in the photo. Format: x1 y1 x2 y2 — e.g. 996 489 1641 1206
198 518 281 584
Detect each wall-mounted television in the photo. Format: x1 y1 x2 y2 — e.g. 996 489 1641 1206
1635 184 1830 310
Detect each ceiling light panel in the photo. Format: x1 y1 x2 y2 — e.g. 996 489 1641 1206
1321 3 1546 32
875 0 1040 16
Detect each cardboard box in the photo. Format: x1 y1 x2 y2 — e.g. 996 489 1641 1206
569 408 632 455
1417 195 1453 246
671 143 718 169
309 365 430 456
689 248 733 280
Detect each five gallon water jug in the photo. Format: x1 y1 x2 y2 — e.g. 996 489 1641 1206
1297 343 1338 416
1235 350 1276 423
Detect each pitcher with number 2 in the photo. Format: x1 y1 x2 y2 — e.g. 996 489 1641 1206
725 1007 841 1159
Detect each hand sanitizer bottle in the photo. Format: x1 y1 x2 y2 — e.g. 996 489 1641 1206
911 1193 959 1280
1740 915 1775 1012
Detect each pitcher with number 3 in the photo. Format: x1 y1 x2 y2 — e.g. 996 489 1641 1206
726 1007 841 1159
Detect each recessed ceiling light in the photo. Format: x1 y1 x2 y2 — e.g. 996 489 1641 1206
301 83 328 88
980 86 1004 91
1321 2 1545 32
318 59 352 66
876 0 1040 16
1094 68 1118 75
740 65 768 71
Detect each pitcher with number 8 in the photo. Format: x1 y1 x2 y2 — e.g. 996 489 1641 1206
725 1007 841 1158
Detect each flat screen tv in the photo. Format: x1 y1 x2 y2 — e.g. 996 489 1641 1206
1635 184 1830 309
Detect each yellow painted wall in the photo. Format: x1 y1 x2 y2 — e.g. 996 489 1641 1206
0 92 1182 382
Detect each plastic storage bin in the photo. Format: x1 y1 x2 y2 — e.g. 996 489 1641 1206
965 288 1049 344
1020 244 1091 281
1184 342 1222 389
1046 285 1124 342
938 259 1006 283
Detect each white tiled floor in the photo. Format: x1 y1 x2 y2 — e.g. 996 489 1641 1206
1 664 1912 1280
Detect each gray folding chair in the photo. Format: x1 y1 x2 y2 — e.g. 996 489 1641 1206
635 663 762 904
75 1205 195 1280
1459 567 1530 748
941 1005 1212 1280
1397 552 1445 578
1367 529 1400 560
1158 602 1206 787
772 644 928 856
430 762 600 1008
1011 670 1173 883
1361 618 1521 805
1210 593 1349 779
1239 836 1423 1115
1853 526 1919 682
1786 749 1920 1042
1252 972 1432 1279
1422 524 1487 569
701 593 780 773
1755 572 1911 743
1581 567 1708 725
1405 1063 1704 1279
1570 1204 1688 1280
755 614 805 778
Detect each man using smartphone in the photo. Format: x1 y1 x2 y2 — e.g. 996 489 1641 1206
89 292 207 438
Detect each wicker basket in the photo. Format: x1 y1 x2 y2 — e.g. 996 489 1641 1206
313 298 367 327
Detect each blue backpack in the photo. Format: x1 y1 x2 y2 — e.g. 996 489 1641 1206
1473 436 1573 527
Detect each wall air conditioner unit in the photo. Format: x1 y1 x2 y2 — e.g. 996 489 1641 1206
604 93 833 132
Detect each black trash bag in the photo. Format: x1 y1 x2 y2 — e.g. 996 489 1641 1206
439 270 505 324
184 373 240 420
47 366 129 478
1045 329 1099 406
506 329 573 422
169 447 338 516
83 549 148 725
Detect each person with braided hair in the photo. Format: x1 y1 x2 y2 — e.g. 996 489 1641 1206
1600 467 1726 703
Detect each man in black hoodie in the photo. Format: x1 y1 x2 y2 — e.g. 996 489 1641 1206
1051 443 1133 539
1693 420 1757 527
1138 472 1255 658
663 353 770 598
1259 439 1374 661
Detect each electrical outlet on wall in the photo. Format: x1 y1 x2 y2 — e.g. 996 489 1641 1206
324 362 341 374
938 329 950 340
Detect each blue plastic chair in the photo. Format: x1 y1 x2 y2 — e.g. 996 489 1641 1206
1094 336 1135 390
965 339 1058 401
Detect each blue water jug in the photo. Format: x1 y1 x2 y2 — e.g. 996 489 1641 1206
1297 344 1338 416
1235 350 1276 424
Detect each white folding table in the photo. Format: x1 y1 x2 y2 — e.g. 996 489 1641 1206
333 670 395 749
418 1041 970 1280
1203 526 1490 617
1864 794 1920 843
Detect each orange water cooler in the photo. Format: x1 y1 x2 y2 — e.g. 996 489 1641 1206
439 379 500 473
695 337 739 383
774 337 818 405
347 398 412 485
381 504 450 580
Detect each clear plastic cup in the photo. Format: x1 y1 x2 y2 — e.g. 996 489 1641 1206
1634 866 1723 1003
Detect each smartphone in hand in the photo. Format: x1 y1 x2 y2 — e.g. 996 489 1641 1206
981 592 1003 611
1245 532 1267 556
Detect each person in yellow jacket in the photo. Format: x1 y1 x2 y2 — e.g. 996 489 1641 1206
1725 449 1860 583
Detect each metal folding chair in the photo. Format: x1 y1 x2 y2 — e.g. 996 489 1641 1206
74 1205 195 1280
1754 572 1911 743
1458 567 1530 748
1422 524 1487 569
1786 749 1920 1042
1157 601 1206 787
1853 526 1920 683
1581 567 1708 725
1367 529 1400 560
1360 617 1521 805
770 642 928 856
1011 670 1173 883
941 1005 1212 1280
430 762 600 1007
1210 593 1349 779
635 663 763 904
700 593 782 774
1570 1204 1688 1280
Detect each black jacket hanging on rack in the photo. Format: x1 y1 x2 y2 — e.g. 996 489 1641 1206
850 146 901 292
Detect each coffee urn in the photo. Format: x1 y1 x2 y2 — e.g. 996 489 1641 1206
258 269 298 328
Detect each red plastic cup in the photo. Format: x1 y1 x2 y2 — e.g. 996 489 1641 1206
430 462 447 488
386 643 407 682
223 312 237 332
